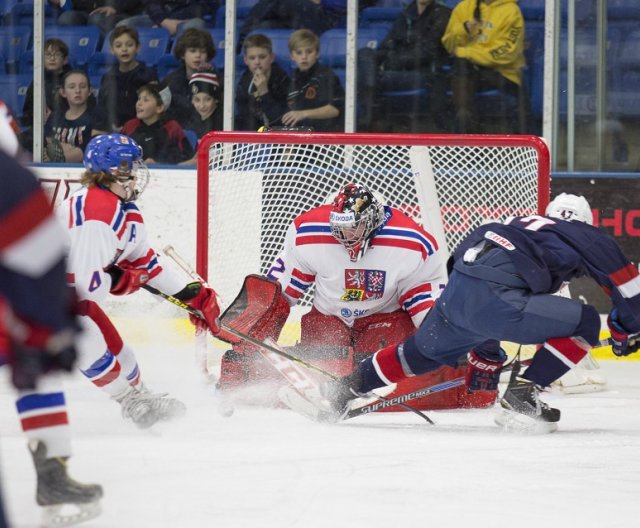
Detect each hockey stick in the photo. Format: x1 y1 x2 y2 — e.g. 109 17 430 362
160 245 435 423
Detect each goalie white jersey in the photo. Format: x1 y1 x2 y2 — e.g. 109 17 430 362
267 204 447 327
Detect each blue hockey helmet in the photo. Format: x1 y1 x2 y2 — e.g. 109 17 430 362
83 134 149 201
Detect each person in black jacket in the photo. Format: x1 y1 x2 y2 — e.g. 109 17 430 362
121 83 193 164
98 25 158 131
282 29 344 132
235 33 291 130
47 0 144 36
358 0 452 132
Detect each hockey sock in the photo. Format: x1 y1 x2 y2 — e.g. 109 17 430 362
522 337 589 387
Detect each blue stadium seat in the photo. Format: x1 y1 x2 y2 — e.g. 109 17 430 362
183 128 198 150
87 51 117 77
320 28 387 68
359 7 401 29
215 0 256 29
157 54 179 80
8 1 57 27
102 27 171 67
375 0 409 7
609 28 640 116
0 0 18 21
0 25 29 73
45 26 101 68
0 72 31 122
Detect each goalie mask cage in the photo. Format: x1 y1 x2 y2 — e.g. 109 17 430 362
196 132 550 309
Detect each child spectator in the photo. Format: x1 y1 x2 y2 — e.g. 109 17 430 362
283 29 344 132
179 71 223 165
235 33 291 131
22 38 72 129
162 28 219 125
98 25 158 131
121 83 194 164
44 70 110 163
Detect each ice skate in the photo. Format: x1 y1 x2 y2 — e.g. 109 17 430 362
495 378 561 434
141 389 187 422
29 440 103 528
114 386 159 429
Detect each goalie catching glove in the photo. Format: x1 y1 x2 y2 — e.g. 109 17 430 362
608 308 640 357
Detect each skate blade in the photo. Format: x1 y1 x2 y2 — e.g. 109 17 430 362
557 382 607 395
42 500 102 527
494 409 558 435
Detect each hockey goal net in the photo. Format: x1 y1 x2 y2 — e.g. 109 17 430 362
196 132 550 310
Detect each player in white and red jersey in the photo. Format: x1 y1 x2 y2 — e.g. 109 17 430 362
58 133 221 429
218 183 497 410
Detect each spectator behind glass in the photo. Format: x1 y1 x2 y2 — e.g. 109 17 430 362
179 71 223 165
98 25 158 131
117 0 219 36
162 28 220 125
237 0 376 52
358 0 452 133
47 0 144 37
441 0 528 134
22 39 72 129
121 83 194 164
44 70 110 163
235 33 291 131
283 29 344 132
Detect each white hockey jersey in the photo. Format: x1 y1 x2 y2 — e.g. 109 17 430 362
267 204 447 327
58 184 184 302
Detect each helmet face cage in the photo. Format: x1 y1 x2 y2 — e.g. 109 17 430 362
545 193 593 225
83 133 147 201
330 183 385 261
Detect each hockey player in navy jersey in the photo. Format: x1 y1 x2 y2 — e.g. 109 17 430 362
58 133 222 429
217 183 497 411
0 100 103 527
285 193 640 433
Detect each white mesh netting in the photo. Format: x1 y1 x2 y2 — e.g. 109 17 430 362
200 133 549 310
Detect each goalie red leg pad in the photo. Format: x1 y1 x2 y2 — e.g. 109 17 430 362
522 336 590 387
299 308 354 376
380 365 497 411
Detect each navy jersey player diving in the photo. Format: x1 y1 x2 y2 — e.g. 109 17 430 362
283 193 640 432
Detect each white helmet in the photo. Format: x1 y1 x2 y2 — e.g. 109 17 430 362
545 193 593 225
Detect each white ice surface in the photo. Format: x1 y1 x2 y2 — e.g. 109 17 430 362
2 320 640 528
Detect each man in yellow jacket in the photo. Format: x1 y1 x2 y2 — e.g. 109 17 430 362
441 0 527 133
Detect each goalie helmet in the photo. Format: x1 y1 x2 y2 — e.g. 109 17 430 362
330 183 386 262
545 193 593 225
83 133 149 202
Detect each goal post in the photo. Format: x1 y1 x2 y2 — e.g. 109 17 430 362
196 131 550 309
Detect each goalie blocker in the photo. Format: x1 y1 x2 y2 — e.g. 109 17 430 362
216 275 496 411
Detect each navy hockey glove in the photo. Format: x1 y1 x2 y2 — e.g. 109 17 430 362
607 309 640 357
465 348 507 392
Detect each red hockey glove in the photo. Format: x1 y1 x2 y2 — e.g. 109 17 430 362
185 282 221 335
465 348 506 392
608 309 640 357
108 266 150 296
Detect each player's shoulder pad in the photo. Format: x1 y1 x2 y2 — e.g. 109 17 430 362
82 186 124 224
293 204 332 230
